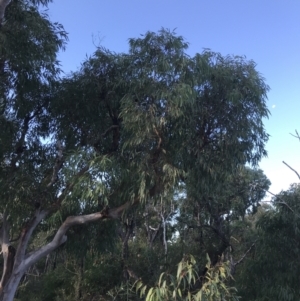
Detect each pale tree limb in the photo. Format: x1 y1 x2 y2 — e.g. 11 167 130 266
14 209 49 268
0 212 15 294
1 199 138 301
22 199 136 271
282 161 300 181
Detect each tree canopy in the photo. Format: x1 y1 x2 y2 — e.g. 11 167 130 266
1 1 293 301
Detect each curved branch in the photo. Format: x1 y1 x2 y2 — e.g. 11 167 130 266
23 199 137 271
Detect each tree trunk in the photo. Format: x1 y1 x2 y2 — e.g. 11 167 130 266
0 272 23 301
0 246 15 294
0 213 16 297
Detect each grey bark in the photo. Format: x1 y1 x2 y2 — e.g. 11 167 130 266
0 200 133 301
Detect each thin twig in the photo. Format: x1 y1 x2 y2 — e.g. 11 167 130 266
257 185 294 212
234 241 256 267
290 129 300 141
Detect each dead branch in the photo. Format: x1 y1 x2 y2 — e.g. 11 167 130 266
290 129 300 141
282 161 300 180
257 185 294 212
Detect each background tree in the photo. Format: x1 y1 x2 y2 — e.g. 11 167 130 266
235 184 300 301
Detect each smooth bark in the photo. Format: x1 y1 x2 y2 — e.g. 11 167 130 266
0 200 134 301
0 213 15 295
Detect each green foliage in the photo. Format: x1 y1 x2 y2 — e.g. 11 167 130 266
0 3 271 299
235 184 300 301
135 255 239 301
50 29 269 214
0 0 67 226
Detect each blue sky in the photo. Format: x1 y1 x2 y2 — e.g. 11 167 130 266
48 0 300 196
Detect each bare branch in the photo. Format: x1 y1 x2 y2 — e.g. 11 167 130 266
257 185 294 212
234 241 256 267
290 129 300 141
282 161 300 180
149 225 160 231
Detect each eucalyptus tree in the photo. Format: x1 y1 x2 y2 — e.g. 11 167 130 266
0 0 67 300
47 30 269 298
0 6 270 298
235 183 300 301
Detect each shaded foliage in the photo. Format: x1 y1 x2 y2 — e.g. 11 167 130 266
236 184 300 301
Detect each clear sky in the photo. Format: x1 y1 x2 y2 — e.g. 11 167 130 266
47 0 300 197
